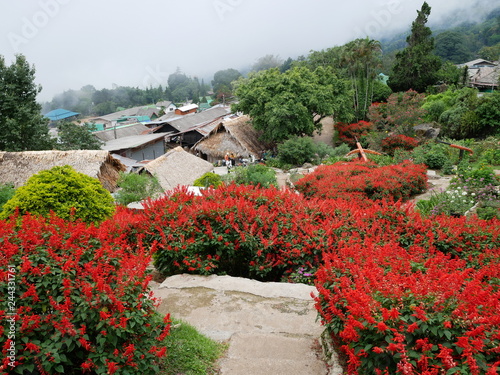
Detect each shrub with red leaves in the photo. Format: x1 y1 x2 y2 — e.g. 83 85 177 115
295 160 427 201
0 212 170 374
335 121 373 147
381 134 419 155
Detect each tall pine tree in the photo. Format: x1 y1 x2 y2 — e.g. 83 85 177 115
0 54 53 151
388 2 442 93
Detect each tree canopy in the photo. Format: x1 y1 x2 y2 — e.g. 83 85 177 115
211 68 242 100
388 2 442 93
55 121 103 150
0 54 53 151
232 66 352 143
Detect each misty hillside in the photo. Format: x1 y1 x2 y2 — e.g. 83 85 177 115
382 6 500 62
43 6 500 117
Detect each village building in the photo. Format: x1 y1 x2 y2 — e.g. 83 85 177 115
0 150 125 192
140 146 214 192
192 115 271 164
174 103 199 116
101 133 169 161
165 105 232 148
458 59 500 92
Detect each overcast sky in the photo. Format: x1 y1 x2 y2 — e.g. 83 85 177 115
1 0 498 102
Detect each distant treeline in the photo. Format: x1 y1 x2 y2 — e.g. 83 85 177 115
382 6 500 63
43 7 500 118
42 69 210 117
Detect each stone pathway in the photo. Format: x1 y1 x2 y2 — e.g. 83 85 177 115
151 274 342 375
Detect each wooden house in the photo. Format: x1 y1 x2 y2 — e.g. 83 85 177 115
192 115 271 163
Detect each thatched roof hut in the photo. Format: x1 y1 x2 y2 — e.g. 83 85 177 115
192 115 271 162
143 147 213 191
0 150 126 192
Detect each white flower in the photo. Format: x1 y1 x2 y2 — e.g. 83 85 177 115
471 193 476 196
462 192 467 196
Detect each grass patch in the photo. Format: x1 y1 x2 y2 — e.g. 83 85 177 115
159 319 228 375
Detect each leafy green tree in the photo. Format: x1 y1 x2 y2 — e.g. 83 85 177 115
342 38 383 120
479 42 500 61
388 2 442 93
232 66 352 143
251 54 283 72
211 68 242 99
0 165 115 223
0 54 54 151
435 31 473 63
114 172 163 206
436 61 463 86
55 121 103 150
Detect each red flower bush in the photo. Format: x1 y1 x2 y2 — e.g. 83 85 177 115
335 121 373 147
381 134 419 155
0 212 170 374
314 236 500 374
295 160 427 201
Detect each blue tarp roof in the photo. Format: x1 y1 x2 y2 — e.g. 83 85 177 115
44 108 80 121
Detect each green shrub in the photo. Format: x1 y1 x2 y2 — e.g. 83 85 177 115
0 183 15 211
0 165 115 224
224 164 277 188
115 172 163 206
193 172 223 188
476 200 500 220
278 136 319 166
424 148 449 169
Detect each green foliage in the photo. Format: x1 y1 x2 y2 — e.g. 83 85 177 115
55 121 103 150
434 30 473 63
371 80 393 103
424 87 491 139
115 172 163 206
224 164 277 188
159 319 226 375
0 165 115 224
0 183 15 211
424 148 449 169
278 136 321 166
368 90 427 135
476 91 500 134
193 172 223 188
0 54 54 151
232 66 352 143
476 200 500 220
211 68 242 99
388 2 442 92
251 54 283 72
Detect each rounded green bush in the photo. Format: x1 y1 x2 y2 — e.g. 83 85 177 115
0 165 115 224
193 172 223 188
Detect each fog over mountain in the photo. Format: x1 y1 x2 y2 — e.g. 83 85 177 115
1 0 499 102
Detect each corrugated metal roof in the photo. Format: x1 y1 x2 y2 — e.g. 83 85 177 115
102 133 169 152
44 108 80 121
167 106 231 133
